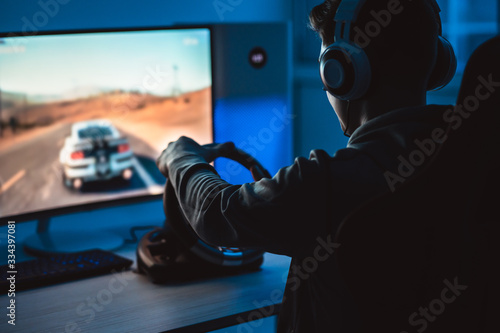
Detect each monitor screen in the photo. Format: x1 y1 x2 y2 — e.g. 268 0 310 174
0 27 213 220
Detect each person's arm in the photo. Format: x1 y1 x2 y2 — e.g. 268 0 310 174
158 137 334 257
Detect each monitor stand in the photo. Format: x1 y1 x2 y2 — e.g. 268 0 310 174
23 217 124 256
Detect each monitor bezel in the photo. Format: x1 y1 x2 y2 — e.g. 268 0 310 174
0 25 216 225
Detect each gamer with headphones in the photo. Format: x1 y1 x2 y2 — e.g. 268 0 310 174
156 0 456 331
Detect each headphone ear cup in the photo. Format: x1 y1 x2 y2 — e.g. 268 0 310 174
428 35 457 91
320 42 372 101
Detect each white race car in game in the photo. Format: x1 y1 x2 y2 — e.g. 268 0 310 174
59 120 134 189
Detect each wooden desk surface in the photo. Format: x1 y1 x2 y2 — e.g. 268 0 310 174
1 252 290 333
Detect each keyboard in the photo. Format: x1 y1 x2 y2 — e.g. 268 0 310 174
1 249 133 294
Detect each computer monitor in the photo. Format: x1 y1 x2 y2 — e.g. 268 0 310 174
0 27 213 252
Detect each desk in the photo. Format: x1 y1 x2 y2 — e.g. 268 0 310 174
0 250 290 333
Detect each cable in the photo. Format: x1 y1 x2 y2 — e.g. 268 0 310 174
343 100 351 138
124 225 159 244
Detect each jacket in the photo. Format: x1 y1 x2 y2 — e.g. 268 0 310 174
166 104 451 332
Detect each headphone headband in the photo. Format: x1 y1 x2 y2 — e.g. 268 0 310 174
335 0 366 22
334 0 367 42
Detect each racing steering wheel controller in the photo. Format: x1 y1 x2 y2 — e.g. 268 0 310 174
136 147 271 283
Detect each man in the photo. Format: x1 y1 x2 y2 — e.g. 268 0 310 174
156 0 454 331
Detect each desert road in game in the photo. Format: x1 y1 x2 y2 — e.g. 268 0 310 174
0 121 164 217
0 88 212 218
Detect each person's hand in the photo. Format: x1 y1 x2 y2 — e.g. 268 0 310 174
156 136 236 177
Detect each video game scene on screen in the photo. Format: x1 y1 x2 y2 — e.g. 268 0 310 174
0 28 213 218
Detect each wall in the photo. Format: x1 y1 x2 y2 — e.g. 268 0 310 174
0 0 291 32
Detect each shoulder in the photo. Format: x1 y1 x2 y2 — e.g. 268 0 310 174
290 148 385 185
302 148 362 164
307 148 379 168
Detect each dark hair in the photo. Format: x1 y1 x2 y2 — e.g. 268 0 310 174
309 0 441 91
309 0 341 46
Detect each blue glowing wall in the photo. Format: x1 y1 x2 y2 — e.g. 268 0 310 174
211 23 293 183
214 96 292 184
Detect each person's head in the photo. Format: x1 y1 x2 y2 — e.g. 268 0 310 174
310 0 444 135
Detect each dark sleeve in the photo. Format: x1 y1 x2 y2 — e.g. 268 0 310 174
168 150 335 257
